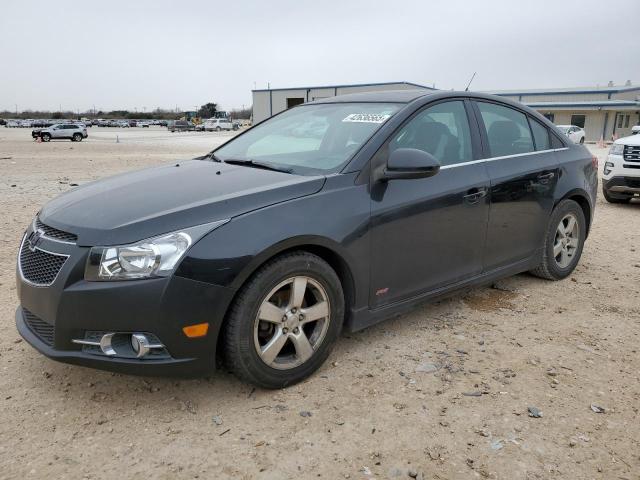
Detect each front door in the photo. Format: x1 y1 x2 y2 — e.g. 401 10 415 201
52 125 65 138
369 100 490 307
473 100 560 270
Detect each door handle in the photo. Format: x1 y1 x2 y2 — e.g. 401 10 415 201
463 188 487 204
537 172 555 184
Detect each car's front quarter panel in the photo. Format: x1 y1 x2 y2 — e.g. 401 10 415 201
176 172 371 317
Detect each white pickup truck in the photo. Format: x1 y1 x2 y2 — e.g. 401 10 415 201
602 134 640 203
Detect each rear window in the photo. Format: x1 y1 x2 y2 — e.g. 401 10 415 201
476 102 534 157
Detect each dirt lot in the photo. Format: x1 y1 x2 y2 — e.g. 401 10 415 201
0 127 638 480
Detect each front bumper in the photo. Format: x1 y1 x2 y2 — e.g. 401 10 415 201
16 231 236 376
603 176 640 196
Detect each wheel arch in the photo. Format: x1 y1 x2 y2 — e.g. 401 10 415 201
230 236 357 320
214 236 358 361
556 189 592 237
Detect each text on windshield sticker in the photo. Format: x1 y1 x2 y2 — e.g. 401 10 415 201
342 113 391 124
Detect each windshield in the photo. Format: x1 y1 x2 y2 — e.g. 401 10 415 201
556 126 570 133
214 102 401 174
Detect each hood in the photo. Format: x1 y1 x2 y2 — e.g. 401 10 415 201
616 134 640 146
40 160 325 246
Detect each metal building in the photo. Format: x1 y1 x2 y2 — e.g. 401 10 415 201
490 84 640 141
251 81 435 124
252 81 640 142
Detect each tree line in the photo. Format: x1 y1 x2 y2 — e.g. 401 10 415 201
1 102 253 120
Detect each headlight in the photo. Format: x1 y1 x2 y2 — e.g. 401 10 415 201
609 143 624 156
85 219 228 281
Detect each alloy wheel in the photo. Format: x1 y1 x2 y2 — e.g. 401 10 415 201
553 213 579 268
253 276 331 370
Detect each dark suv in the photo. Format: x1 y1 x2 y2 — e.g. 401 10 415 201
16 91 597 388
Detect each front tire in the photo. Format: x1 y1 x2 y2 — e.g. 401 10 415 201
41 133 51 142
579 137 584 144
223 252 344 389
530 199 586 280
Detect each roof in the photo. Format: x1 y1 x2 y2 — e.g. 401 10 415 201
309 89 438 104
252 81 436 93
488 84 640 96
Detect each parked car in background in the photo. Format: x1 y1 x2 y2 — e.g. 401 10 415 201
138 121 150 128
632 125 640 135
168 120 195 132
32 123 88 142
6 120 21 128
204 118 233 131
20 120 33 128
556 125 585 144
15 91 597 388
117 120 130 128
194 122 206 131
158 120 168 127
602 134 640 203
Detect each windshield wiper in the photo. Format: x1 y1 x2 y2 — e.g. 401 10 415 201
223 159 293 174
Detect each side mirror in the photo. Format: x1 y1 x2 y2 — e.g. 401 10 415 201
380 148 441 181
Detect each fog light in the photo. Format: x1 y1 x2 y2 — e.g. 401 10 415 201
131 333 151 358
604 161 614 175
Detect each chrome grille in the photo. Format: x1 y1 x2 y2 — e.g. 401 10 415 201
23 309 54 346
623 145 640 162
35 217 78 243
19 240 68 286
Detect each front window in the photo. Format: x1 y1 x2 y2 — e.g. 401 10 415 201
388 100 473 166
556 126 570 134
214 102 401 174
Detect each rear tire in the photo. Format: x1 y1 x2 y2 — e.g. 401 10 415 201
72 133 82 142
216 126 222 132
41 133 51 142
530 199 586 280
602 187 631 204
579 137 584 144
223 252 344 389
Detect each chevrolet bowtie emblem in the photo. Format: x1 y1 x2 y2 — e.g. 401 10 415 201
27 229 44 251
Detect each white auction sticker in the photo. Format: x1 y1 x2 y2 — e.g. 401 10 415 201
342 113 391 124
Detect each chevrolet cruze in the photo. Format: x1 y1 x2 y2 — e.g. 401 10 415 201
16 90 597 388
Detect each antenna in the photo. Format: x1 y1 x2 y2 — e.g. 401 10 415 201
464 72 477 92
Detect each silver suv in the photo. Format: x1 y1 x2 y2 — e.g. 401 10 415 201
32 123 88 142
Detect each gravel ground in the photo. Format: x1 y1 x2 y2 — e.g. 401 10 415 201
0 127 638 480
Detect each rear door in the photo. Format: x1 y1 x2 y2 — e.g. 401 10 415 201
369 99 490 307
473 100 560 270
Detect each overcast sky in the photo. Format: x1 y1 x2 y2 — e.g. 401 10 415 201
1 0 639 113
